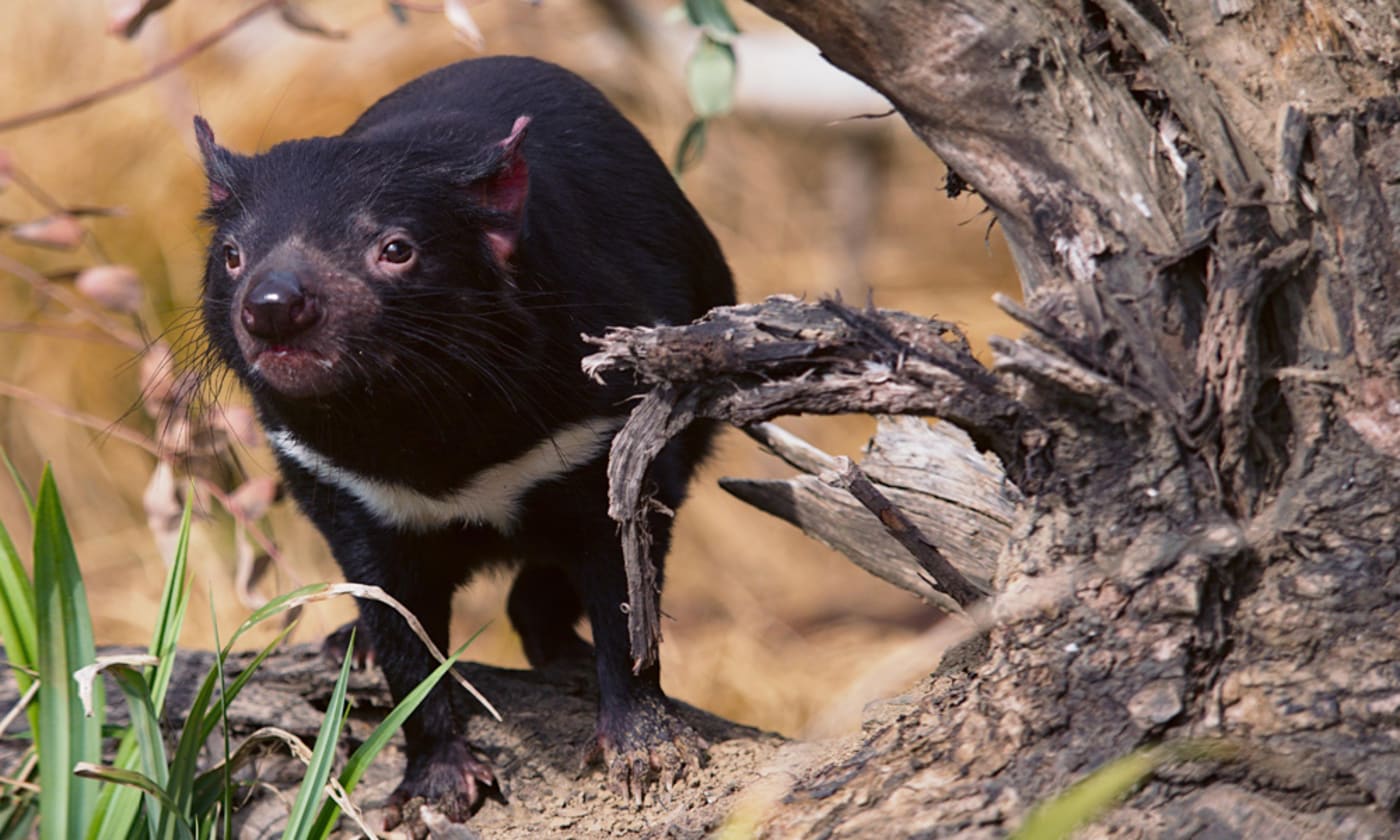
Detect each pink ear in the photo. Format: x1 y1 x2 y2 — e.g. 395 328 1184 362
476 116 531 265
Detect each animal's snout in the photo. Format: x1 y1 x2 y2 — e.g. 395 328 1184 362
241 269 320 342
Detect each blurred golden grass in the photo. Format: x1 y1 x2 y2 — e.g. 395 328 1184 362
0 0 1021 737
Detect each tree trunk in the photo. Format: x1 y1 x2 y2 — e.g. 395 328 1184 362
709 0 1400 835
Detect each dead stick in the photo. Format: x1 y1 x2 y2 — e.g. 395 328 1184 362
742 421 839 475
822 456 982 608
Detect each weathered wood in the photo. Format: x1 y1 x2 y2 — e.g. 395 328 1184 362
722 418 1014 613
824 455 983 607
586 297 1049 670
712 0 1400 837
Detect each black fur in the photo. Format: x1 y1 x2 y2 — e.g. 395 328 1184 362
196 57 733 821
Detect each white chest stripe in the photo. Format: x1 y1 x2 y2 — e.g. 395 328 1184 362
267 416 624 533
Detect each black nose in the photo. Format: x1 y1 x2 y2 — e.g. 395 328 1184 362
240 269 320 341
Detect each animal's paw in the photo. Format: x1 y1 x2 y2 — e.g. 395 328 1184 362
586 696 708 806
382 740 503 834
321 620 374 670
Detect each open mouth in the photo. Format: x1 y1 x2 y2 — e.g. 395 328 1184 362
250 346 339 397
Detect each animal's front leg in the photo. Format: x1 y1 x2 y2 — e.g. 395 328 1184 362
554 515 707 803
330 528 501 825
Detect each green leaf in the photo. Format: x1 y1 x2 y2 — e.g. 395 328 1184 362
683 0 739 40
0 751 39 840
147 497 192 712
283 634 356 838
108 665 170 840
85 738 142 840
686 35 736 119
71 764 190 839
180 623 296 821
0 448 32 516
673 118 709 175
33 467 102 840
0 511 37 716
1010 747 1160 840
87 502 190 840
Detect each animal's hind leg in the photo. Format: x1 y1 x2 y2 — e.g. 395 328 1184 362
508 563 592 668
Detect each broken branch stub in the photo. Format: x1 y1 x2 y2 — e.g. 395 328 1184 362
586 296 1047 669
727 418 1015 613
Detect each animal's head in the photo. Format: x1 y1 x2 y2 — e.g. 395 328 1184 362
193 115 532 403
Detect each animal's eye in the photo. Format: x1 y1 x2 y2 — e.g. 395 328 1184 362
380 239 414 265
222 244 242 271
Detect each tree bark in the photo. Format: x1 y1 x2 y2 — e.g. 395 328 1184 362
706 0 1400 836
586 0 1400 835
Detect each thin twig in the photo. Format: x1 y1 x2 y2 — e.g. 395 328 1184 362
0 253 143 348
0 0 282 133
0 321 131 346
822 456 983 608
195 477 301 591
0 380 157 455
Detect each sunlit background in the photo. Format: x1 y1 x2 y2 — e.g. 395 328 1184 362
0 0 1020 739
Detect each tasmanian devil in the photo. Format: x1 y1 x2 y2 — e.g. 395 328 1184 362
194 56 734 823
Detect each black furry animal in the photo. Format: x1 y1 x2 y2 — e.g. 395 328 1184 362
195 56 734 824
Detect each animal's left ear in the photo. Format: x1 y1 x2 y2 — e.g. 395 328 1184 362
472 116 531 265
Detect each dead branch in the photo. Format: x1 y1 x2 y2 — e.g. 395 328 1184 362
821 455 983 608
585 296 1048 670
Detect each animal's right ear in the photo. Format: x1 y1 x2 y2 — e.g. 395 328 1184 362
193 116 237 205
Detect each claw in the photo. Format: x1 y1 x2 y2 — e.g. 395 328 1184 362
587 701 708 806
381 740 502 833
321 620 374 670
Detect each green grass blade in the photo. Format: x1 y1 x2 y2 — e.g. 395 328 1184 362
108 665 169 840
209 600 234 840
282 634 355 839
160 653 225 837
87 497 193 840
196 623 296 747
72 764 191 840
84 737 142 840
160 620 296 836
0 448 33 517
147 497 193 712
1010 747 1160 840
33 466 102 840
308 629 482 840
0 513 38 731
0 787 38 840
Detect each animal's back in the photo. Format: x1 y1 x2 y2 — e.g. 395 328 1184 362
347 56 734 329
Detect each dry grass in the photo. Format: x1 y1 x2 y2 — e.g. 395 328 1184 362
0 0 1020 738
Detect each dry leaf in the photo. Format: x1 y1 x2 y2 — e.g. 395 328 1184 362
106 0 177 39
218 405 263 449
9 214 84 250
230 479 280 610
230 476 279 521
75 264 143 313
444 0 485 50
278 2 348 39
140 342 176 415
143 460 183 565
234 534 271 610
